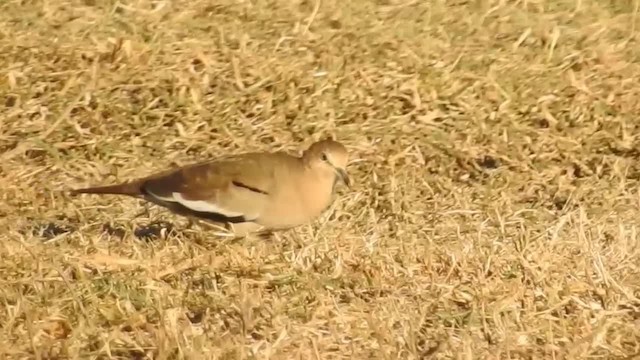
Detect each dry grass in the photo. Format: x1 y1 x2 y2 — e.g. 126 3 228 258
2 0 640 358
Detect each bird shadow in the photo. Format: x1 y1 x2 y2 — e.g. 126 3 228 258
24 217 181 243
22 213 279 245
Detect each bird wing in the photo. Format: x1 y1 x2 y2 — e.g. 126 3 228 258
140 153 281 223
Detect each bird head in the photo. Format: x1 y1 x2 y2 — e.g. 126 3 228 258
303 139 351 188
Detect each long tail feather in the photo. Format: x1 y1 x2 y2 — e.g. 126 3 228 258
70 181 143 197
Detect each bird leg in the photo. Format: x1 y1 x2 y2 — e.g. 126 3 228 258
255 229 276 241
133 203 151 219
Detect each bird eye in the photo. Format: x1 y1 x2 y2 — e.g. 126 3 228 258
321 153 328 162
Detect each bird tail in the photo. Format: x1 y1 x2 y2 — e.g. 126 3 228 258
70 181 143 197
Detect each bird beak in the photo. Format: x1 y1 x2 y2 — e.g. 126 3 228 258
336 168 351 188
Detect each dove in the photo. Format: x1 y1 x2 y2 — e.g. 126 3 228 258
71 139 351 235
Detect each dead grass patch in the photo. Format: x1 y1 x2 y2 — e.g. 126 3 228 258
2 0 640 358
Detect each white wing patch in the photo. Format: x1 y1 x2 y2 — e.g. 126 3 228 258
148 190 245 217
172 193 246 217
147 190 174 202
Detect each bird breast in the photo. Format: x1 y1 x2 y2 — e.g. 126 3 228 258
257 170 336 229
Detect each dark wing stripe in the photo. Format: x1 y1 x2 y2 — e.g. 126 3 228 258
232 180 269 195
174 204 250 223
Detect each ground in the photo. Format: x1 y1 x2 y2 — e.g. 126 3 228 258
1 0 640 358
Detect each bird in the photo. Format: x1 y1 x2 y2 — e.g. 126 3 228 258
70 139 351 236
